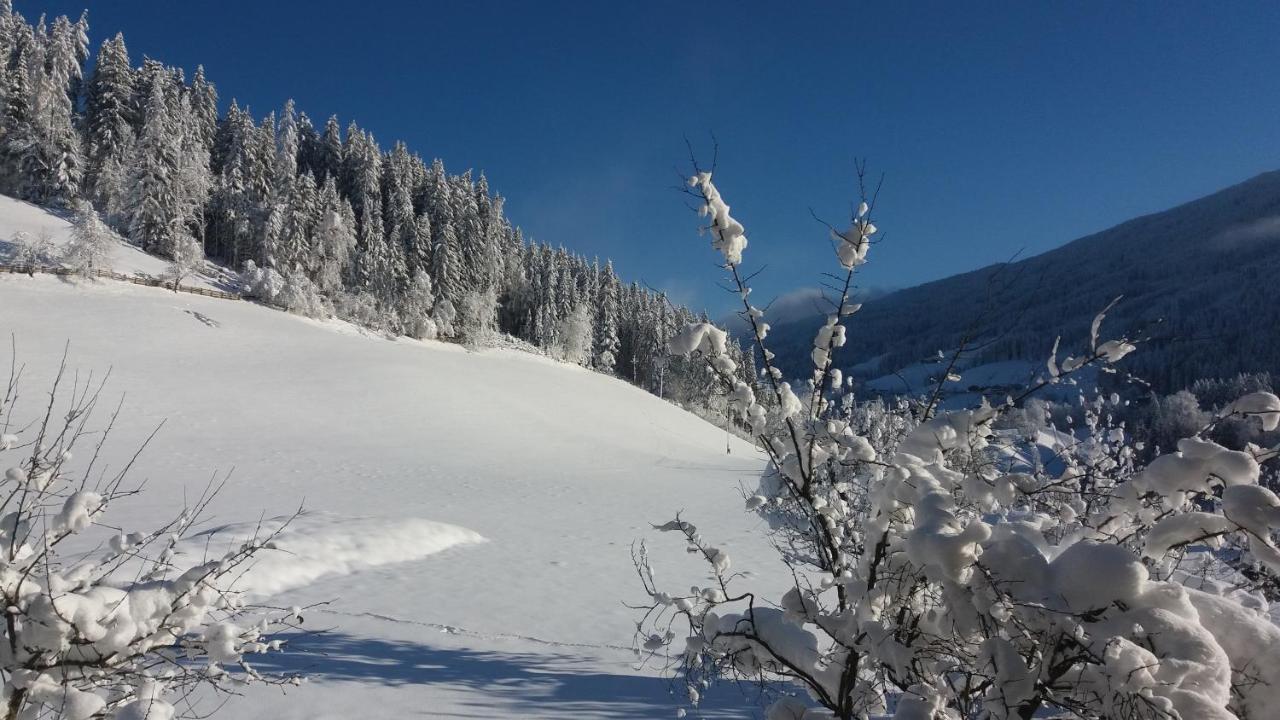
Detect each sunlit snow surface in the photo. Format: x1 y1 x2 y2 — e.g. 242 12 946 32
0 200 787 717
0 195 235 291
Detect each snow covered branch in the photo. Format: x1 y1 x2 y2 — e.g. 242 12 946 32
0 347 308 720
641 157 1280 720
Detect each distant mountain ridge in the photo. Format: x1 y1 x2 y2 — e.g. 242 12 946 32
762 170 1280 393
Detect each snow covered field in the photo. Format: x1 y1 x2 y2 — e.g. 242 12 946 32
0 227 787 717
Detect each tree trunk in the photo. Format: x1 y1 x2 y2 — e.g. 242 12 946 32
6 688 24 720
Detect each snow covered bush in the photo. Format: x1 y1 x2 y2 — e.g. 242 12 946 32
454 288 499 347
0 350 307 719
241 260 287 301
636 159 1280 720
63 201 115 278
276 272 329 319
333 290 387 333
10 230 56 274
242 261 330 319
165 231 204 291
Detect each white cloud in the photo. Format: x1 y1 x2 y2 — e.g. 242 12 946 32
720 284 895 334
1211 215 1280 250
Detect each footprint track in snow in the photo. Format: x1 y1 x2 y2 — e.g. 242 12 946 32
318 609 634 653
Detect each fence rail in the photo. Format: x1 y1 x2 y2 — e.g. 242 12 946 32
0 263 245 301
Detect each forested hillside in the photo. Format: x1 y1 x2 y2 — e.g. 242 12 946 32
0 1 755 406
763 170 1280 393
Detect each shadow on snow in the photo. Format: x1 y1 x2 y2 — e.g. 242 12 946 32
251 631 780 718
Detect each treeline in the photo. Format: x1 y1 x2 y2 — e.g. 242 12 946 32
1007 371 1280 471
0 2 754 404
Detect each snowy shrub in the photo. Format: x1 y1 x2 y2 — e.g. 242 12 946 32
242 260 287 301
277 272 330 319
0 350 307 720
992 395 1050 442
166 230 204 291
412 316 440 341
554 304 594 365
11 229 56 272
636 161 1280 720
241 261 327 318
63 200 115 278
454 288 499 346
662 328 754 416
334 290 387 332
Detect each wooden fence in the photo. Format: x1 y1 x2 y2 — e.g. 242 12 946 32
0 263 246 301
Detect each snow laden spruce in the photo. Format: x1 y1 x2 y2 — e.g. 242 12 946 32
637 162 1280 719
0 352 309 719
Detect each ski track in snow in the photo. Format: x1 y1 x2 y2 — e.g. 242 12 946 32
319 609 635 653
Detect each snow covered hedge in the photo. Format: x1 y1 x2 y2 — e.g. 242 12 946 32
638 161 1280 720
0 350 307 719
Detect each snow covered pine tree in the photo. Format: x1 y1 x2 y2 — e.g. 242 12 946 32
0 349 310 719
636 156 1280 720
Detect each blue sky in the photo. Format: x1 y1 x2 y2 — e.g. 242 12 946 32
27 0 1280 315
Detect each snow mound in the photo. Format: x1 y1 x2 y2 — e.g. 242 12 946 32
180 512 486 598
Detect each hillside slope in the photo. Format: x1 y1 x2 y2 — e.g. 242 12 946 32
766 171 1280 393
0 195 236 291
0 263 781 717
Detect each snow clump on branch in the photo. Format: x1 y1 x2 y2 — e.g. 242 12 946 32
636 159 1280 720
0 353 308 720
